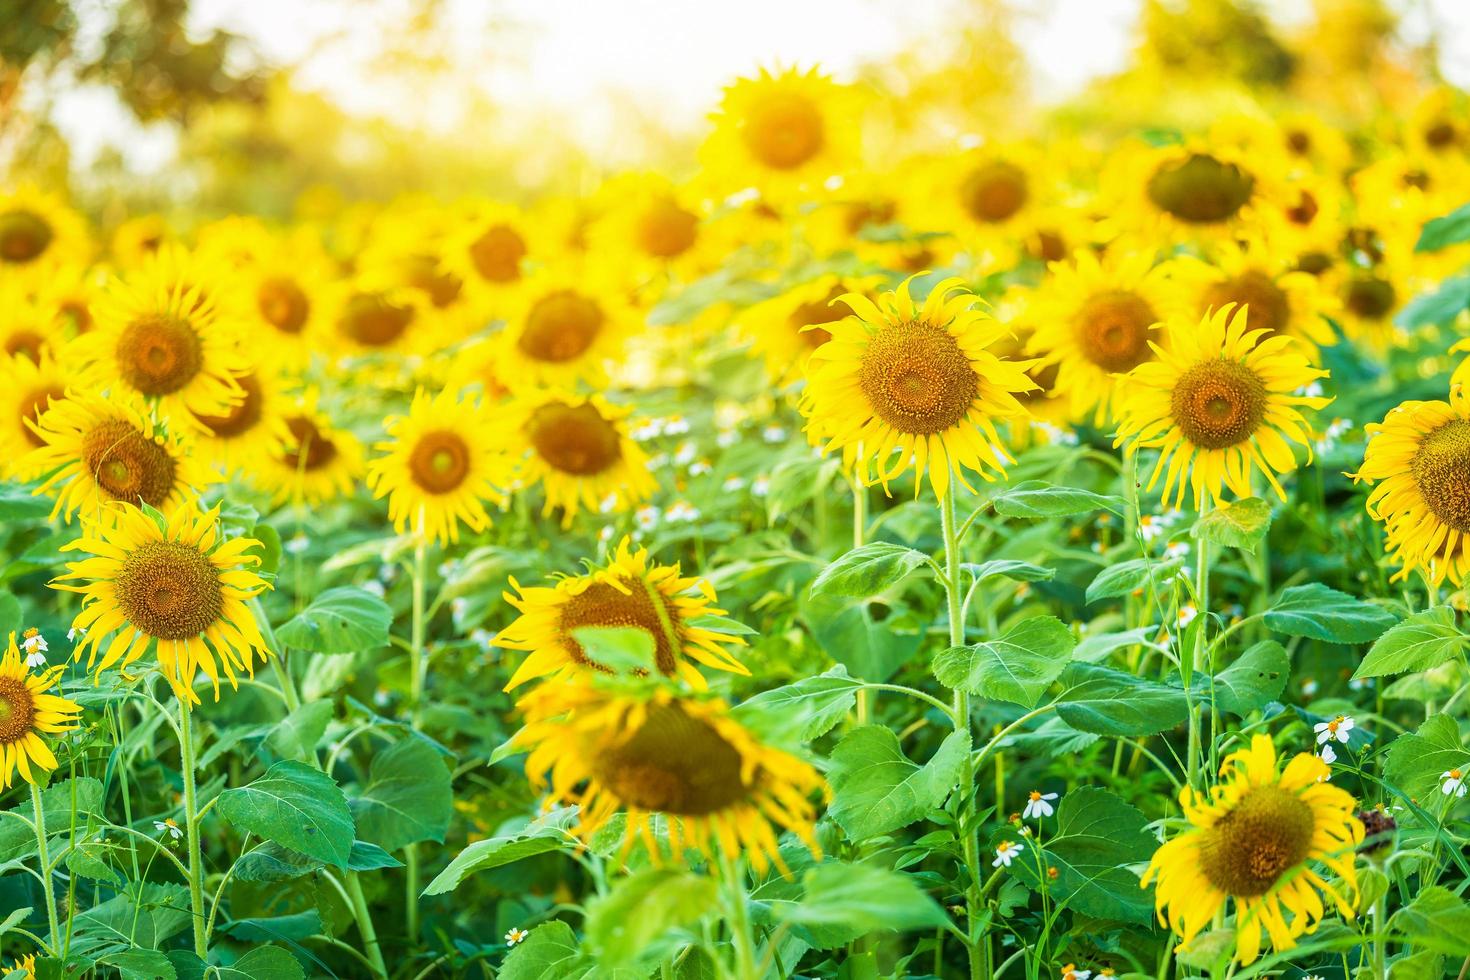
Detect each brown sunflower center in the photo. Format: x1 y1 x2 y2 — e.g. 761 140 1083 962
1285 189 1319 227
114 540 223 641
4 330 46 362
1410 418 1470 533
742 91 825 170
115 315 204 396
282 416 338 472
960 161 1029 224
404 255 463 309
1170 358 1267 450
1425 121 1458 149
636 197 699 258
1344 277 1395 320
559 578 679 676
339 292 413 347
19 386 63 448
1202 270 1290 338
1026 228 1068 263
518 290 604 363
197 374 264 439
857 320 979 435
1019 361 1060 404
0 209 54 265
1146 153 1255 224
469 224 527 283
528 401 621 476
844 199 896 234
409 430 472 494
1197 786 1315 896
1285 129 1312 155
592 702 749 815
1076 290 1157 373
1296 251 1333 276
257 277 310 334
788 285 849 349
81 418 177 506
61 299 92 334
0 675 36 743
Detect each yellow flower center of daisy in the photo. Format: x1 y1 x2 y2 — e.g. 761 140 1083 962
1410 418 1470 533
283 416 338 472
528 401 621 476
857 320 979 435
741 90 825 170
1452 768 1463 778
0 209 54 264
1146 153 1255 224
636 197 699 258
1198 785 1315 896
1202 270 1290 339
519 290 605 363
257 277 311 334
1076 290 1157 373
197 374 264 439
4 330 46 362
403 254 464 309
788 285 850 350
339 292 414 347
1170 358 1268 450
114 540 223 641
115 315 204 396
409 430 472 494
82 418 178 506
960 161 1029 224
559 578 680 676
0 674 36 743
469 224 527 283
593 702 749 815
1344 277 1395 320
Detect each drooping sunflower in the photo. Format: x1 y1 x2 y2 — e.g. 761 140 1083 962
193 360 294 477
1351 384 1470 587
513 684 825 874
52 501 273 704
499 536 748 690
70 247 249 429
803 275 1037 500
1023 248 1183 425
366 387 511 545
702 66 858 202
253 391 366 507
0 632 83 789
737 273 882 386
1115 305 1328 509
506 389 655 526
1142 734 1362 965
496 271 636 391
0 184 90 274
18 392 212 523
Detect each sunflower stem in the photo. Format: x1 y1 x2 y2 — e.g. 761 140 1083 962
1186 497 1211 790
179 698 209 959
30 782 60 954
1373 888 1388 980
345 871 390 978
406 523 429 944
852 474 869 725
716 844 759 980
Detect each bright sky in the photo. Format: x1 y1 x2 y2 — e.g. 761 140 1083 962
42 0 1470 174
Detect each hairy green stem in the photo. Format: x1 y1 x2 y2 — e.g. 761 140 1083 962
30 782 60 953
179 699 208 958
346 871 390 978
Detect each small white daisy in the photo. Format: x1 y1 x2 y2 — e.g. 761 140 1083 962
67 626 87 642
689 460 712 477
505 927 528 946
1061 965 1092 980
674 441 698 465
1022 790 1058 820
635 506 660 530
1314 715 1355 745
1441 767 1467 797
751 475 771 497
1176 604 1198 628
663 415 690 435
761 424 787 443
722 475 746 492
21 628 48 668
285 533 310 555
992 841 1023 868
154 819 183 841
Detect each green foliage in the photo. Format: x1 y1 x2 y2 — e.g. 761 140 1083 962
274 586 393 653
933 615 1076 707
217 761 355 867
828 726 970 841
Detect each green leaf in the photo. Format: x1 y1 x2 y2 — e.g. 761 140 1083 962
730 665 859 742
0 907 30 940
0 594 20 638
1056 664 1188 736
500 921 583 980
423 832 568 895
233 842 325 883
1074 627 1159 663
1397 272 1470 328
351 737 452 852
964 559 1055 584
828 726 970 841
1416 201 1470 252
1213 640 1289 716
1192 497 1273 553
0 483 51 520
0 777 104 863
347 839 403 871
567 626 656 673
1263 583 1397 644
275 586 392 654
1001 786 1156 924
809 542 931 598
263 700 333 762
773 863 951 935
1085 557 1182 604
217 760 354 867
933 616 1076 708
217 946 305 980
1355 607 1470 679
222 910 323 942
584 869 717 968
100 950 177 980
1390 886 1470 957
801 591 925 683
989 480 1126 519
244 523 284 578
1384 714 1466 801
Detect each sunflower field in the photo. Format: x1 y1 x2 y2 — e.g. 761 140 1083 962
2 1 1470 978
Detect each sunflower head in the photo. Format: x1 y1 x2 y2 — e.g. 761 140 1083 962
510 390 654 525
0 185 88 271
0 632 83 789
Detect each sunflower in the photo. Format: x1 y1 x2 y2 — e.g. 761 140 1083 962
802 274 1035 500
1104 135 1280 244
499 536 748 690
322 276 434 358
737 273 882 386
507 389 654 526
0 279 70 363
111 213 173 268
702 66 858 202
0 632 83 789
440 199 541 307
253 390 365 507
1114 305 1329 510
70 247 249 429
194 360 294 477
1257 175 1347 279
0 184 90 274
357 203 483 338
1351 384 1470 587
366 387 511 545
18 392 212 523
52 501 273 704
1142 734 1362 965
0 350 70 479
587 173 719 285
1022 248 1183 425
228 228 335 371
913 142 1054 261
496 269 636 391
2 954 35 980
513 684 824 875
